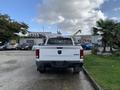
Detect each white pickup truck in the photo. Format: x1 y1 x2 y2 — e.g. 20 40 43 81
34 36 84 73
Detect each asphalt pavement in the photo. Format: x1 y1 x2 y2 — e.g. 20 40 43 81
0 51 94 90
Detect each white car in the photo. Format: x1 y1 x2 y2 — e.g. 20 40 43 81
6 43 19 50
34 36 84 73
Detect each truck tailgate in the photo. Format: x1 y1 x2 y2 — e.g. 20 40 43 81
38 46 81 61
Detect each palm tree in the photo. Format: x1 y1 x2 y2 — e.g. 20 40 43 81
93 19 116 53
113 22 120 48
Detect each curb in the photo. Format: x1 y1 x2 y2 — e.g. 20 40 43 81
83 67 102 90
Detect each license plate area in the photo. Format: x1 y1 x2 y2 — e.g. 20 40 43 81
52 61 67 67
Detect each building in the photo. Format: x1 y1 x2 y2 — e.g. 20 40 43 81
19 30 93 46
91 35 102 45
72 30 92 44
19 32 52 46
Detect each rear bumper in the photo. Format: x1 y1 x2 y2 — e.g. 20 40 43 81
36 61 83 68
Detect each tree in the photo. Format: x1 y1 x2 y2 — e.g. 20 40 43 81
93 19 120 53
0 13 28 42
113 22 120 48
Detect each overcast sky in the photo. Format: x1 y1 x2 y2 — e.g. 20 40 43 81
0 0 120 35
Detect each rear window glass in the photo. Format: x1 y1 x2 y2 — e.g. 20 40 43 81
47 37 73 45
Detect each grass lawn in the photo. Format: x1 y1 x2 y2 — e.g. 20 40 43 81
84 54 120 90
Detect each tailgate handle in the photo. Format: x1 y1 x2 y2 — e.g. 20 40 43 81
57 47 63 49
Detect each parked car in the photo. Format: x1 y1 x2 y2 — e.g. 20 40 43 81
81 43 93 50
0 43 7 50
6 43 19 50
20 43 32 50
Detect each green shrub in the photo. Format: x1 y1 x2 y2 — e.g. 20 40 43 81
113 51 120 56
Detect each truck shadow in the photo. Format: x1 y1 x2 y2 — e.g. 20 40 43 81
40 68 79 75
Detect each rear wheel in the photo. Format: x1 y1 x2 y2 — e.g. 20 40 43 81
73 66 82 74
37 66 46 73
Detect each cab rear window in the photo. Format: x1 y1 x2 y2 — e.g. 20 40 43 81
47 37 73 45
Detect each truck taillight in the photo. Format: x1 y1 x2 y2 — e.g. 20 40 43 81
80 49 84 59
36 49 39 58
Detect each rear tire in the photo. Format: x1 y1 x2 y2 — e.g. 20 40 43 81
37 66 46 73
73 66 82 74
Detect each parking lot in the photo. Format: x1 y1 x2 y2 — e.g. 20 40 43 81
0 51 94 90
